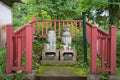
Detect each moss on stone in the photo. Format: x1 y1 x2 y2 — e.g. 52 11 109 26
37 66 88 76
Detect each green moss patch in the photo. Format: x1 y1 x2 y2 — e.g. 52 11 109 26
37 66 88 76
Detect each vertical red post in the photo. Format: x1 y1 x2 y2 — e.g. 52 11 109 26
101 38 105 68
107 38 110 66
54 21 56 32
50 20 52 28
104 38 107 64
79 21 81 31
46 21 48 36
62 21 64 29
32 16 36 35
90 26 97 74
70 21 72 36
109 26 116 75
42 21 44 37
37 22 40 34
6 25 14 74
25 24 33 74
18 37 22 68
75 21 77 38
46 22 48 36
58 21 61 38
14 36 18 65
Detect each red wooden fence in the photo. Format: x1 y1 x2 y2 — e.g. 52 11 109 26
6 24 33 74
86 22 116 75
31 20 82 38
6 18 82 74
6 17 116 75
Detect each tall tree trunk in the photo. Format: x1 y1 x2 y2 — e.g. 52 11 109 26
109 0 119 27
35 0 42 19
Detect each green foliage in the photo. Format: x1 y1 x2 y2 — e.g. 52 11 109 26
0 48 6 74
72 34 84 62
41 0 79 20
117 68 120 76
13 0 40 28
78 0 108 12
32 38 46 70
117 31 120 67
0 75 13 80
14 72 28 80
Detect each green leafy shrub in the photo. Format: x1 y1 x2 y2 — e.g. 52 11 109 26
0 48 6 74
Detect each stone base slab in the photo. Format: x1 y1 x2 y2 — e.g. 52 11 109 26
42 50 59 60
41 60 77 66
60 49 77 61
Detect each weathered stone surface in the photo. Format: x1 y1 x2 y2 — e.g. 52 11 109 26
60 49 77 61
24 73 36 80
36 76 87 80
108 75 120 80
41 60 77 66
87 74 100 80
42 50 59 60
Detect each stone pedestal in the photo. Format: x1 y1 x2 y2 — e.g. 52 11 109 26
42 49 59 60
60 49 77 61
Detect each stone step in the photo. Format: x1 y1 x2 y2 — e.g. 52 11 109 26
36 76 87 80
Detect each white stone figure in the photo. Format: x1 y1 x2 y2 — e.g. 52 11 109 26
47 29 56 50
62 27 72 50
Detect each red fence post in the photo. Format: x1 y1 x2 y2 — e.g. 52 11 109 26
31 16 36 37
25 24 33 74
90 26 97 74
109 26 116 75
6 25 14 74
18 37 22 68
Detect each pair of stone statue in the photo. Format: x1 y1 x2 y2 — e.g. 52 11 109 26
45 27 72 50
